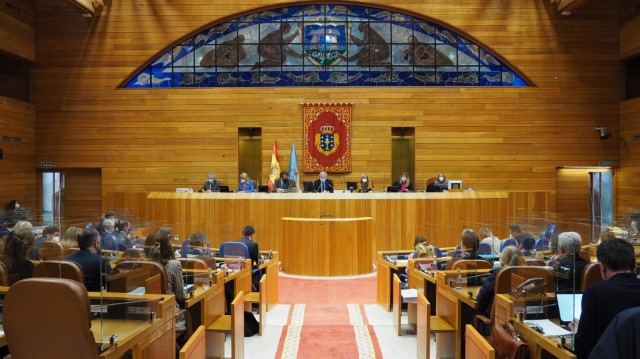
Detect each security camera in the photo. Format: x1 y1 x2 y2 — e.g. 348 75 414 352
595 126 611 140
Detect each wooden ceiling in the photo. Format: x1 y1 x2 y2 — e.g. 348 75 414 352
62 0 103 16
550 0 590 14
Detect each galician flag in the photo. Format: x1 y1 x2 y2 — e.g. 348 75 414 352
268 140 280 191
289 142 300 192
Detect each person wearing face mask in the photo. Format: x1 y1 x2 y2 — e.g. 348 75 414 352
313 171 334 193
392 172 415 192
30 225 60 260
237 172 255 193
433 173 448 191
3 199 29 222
359 174 373 193
199 172 222 192
274 171 292 193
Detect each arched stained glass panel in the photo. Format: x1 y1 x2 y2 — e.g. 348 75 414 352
123 4 528 88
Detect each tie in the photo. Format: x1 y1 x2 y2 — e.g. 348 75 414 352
321 182 324 192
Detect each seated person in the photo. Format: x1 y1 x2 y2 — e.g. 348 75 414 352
60 226 82 249
273 171 292 193
358 173 373 193
181 231 212 257
479 227 501 256
516 232 536 257
3 222 35 284
116 220 135 251
575 239 640 358
64 228 111 292
392 172 415 192
432 173 448 191
313 171 334 193
30 225 59 259
237 172 255 193
99 219 117 251
476 246 523 317
412 235 435 259
548 231 589 292
199 172 222 192
449 229 490 285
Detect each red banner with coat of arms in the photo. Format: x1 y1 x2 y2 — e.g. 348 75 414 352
303 103 352 173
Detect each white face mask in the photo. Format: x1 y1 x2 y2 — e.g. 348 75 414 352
439 176 444 181
240 179 246 183
362 178 368 183
401 177 407 182
52 236 60 241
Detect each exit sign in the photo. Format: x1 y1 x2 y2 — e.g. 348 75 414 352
599 161 615 167
41 162 56 168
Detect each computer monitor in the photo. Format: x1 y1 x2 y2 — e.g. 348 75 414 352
346 181 358 191
448 180 462 190
303 181 314 193
218 185 231 193
386 186 399 193
426 185 443 192
257 185 269 193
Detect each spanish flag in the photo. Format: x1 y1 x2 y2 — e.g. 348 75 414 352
268 140 280 191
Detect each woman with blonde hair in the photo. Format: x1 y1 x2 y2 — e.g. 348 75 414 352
392 172 415 192
61 226 82 249
413 235 436 258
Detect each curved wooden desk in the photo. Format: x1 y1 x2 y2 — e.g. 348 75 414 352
280 217 373 276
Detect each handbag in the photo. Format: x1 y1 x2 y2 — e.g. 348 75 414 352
491 322 529 359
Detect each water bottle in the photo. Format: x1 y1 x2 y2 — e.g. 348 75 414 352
455 268 463 291
207 267 213 289
269 250 273 260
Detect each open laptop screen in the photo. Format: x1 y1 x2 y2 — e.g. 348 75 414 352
557 293 583 323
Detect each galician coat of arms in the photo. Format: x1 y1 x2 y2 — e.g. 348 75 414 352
303 23 348 68
315 125 339 155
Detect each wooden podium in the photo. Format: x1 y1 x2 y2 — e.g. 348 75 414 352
280 217 373 276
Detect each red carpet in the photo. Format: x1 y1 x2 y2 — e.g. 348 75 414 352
275 275 382 358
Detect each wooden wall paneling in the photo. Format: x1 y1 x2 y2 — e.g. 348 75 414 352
555 169 592 241
62 168 102 226
621 15 640 59
0 96 36 214
31 0 623 229
0 0 35 61
618 98 640 215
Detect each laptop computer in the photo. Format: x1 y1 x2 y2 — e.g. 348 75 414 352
557 292 583 323
258 185 269 193
386 186 399 193
218 185 231 193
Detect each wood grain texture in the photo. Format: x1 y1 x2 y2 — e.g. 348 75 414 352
0 0 35 61
0 97 37 215
29 0 623 225
618 97 640 216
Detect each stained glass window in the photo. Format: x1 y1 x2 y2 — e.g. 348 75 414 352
123 4 528 88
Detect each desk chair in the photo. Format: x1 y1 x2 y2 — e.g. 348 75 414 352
581 262 603 291
40 240 64 260
0 261 9 286
4 278 98 358
434 247 443 258
112 261 167 294
500 239 517 252
450 259 493 271
477 243 492 255
219 242 260 290
34 260 85 285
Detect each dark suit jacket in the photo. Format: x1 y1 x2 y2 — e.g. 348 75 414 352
236 236 260 268
575 273 640 358
200 179 221 192
313 179 334 193
588 307 640 359
392 180 415 192
273 178 292 192
64 249 112 292
549 254 590 292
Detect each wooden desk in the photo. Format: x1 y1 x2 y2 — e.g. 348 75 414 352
0 287 176 359
280 216 373 276
106 190 551 254
258 252 280 310
435 270 488 359
407 259 438 328
494 294 576 359
376 251 412 311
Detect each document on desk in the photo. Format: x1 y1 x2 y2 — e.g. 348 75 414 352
524 319 572 337
401 288 418 303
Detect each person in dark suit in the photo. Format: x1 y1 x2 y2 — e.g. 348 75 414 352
547 231 590 292
574 239 640 358
392 172 415 192
273 171 292 193
313 171 334 193
199 172 222 192
236 225 261 291
99 219 117 251
64 228 111 292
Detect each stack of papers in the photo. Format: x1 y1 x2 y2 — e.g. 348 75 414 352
524 319 572 337
401 288 418 303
